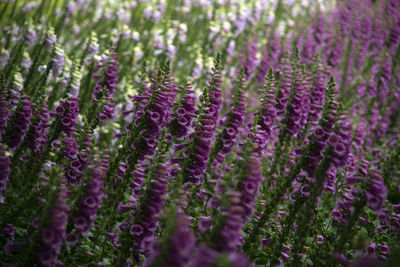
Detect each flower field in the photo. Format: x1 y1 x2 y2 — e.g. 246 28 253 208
0 0 399 266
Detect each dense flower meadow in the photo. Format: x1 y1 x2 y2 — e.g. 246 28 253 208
0 0 399 266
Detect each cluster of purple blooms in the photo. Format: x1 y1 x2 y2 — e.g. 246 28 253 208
129 72 177 163
35 180 69 267
210 73 246 169
0 91 9 138
194 244 252 267
0 0 399 266
184 64 223 185
365 169 387 212
27 102 50 154
237 153 263 221
285 77 306 138
52 97 79 137
275 59 292 122
128 163 169 264
51 45 64 78
92 53 119 100
308 63 326 126
257 35 280 83
0 145 11 201
250 71 277 154
144 213 196 267
98 101 116 123
168 82 197 140
329 114 352 168
240 36 258 80
72 168 104 238
5 95 33 150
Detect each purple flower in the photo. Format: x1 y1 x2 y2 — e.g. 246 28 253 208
2 224 14 240
238 153 263 221
193 244 219 267
25 27 37 47
184 58 223 185
329 115 352 168
228 251 253 267
63 136 78 160
0 91 9 139
276 58 292 122
98 102 116 123
45 28 56 52
327 38 343 68
198 216 212 233
27 103 50 154
106 232 120 247
53 97 79 137
5 95 33 150
215 192 245 252
65 233 79 247
366 169 387 212
193 244 252 267
117 202 132 213
351 255 380 267
261 238 271 248
51 45 64 77
256 35 280 83
129 161 146 200
93 53 119 99
118 222 129 233
239 36 258 80
144 214 196 267
209 71 246 169
285 76 308 138
0 49 10 69
130 224 144 236
309 64 326 126
317 235 324 244
4 240 23 255
378 244 389 255
168 82 197 140
126 68 178 171
332 252 350 265
35 181 69 267
367 242 376 254
0 145 11 202
388 21 400 53
121 164 169 264
73 168 104 237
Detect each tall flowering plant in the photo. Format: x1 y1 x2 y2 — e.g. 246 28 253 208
0 0 399 266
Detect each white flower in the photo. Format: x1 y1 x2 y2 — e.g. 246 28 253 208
38 65 47 73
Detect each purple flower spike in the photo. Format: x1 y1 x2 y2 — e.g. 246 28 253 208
215 151 262 254
35 180 69 267
2 223 14 240
168 82 197 140
209 71 246 169
0 145 11 202
330 115 352 168
28 102 50 154
6 95 33 150
53 97 79 137
99 102 116 123
198 216 212 233
366 169 387 212
93 53 119 99
184 57 223 185
0 90 9 139
144 214 196 267
73 168 104 237
123 164 169 264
